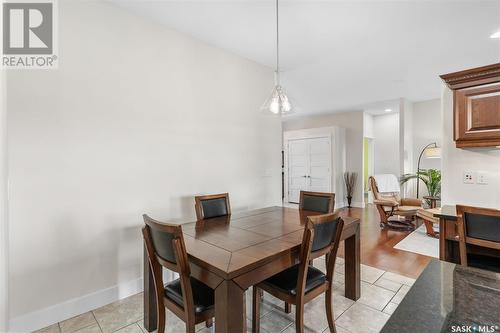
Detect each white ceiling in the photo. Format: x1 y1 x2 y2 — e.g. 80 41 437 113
363 99 400 116
110 0 500 116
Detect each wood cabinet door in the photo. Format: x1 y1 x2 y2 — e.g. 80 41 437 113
455 82 500 148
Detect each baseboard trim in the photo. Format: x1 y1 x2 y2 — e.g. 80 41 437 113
9 277 145 333
337 201 364 209
352 201 365 208
10 270 177 333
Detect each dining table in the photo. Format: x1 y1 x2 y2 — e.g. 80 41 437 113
143 206 361 333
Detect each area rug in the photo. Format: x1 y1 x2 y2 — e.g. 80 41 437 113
394 225 439 258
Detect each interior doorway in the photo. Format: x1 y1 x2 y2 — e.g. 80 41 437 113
287 136 332 203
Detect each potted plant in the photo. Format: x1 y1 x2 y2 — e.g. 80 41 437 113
344 172 357 208
400 169 441 207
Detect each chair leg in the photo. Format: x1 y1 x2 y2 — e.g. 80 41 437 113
295 304 304 333
157 304 166 333
252 286 261 333
284 302 292 314
186 323 196 333
375 205 389 226
205 318 213 328
326 290 337 333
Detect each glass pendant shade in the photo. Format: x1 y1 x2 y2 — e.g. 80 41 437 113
261 84 292 114
261 0 293 115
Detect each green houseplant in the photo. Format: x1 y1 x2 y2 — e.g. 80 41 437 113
400 169 441 206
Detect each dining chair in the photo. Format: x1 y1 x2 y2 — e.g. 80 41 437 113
299 191 335 213
142 214 215 333
252 212 345 333
194 193 231 220
288 190 335 313
456 205 500 273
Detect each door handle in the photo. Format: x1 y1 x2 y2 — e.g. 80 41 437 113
302 175 307 178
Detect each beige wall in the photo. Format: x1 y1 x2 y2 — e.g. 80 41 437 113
282 111 364 207
441 86 500 207
0 63 8 332
7 1 281 330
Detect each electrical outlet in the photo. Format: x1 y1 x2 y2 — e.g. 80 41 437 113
463 171 474 184
477 172 488 185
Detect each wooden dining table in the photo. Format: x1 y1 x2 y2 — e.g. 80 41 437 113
143 206 361 333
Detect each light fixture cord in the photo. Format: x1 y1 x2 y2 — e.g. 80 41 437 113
276 0 280 85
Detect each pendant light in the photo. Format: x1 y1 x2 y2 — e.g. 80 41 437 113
261 0 292 115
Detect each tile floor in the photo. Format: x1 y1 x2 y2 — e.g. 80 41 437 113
34 258 416 333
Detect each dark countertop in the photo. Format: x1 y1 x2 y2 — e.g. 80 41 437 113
434 205 457 221
381 259 500 333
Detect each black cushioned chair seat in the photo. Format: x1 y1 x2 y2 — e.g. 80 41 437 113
302 195 331 213
468 254 500 273
201 198 228 218
262 264 326 296
164 277 214 313
465 213 500 242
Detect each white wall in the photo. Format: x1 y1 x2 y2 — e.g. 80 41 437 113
363 113 374 138
399 100 413 197
282 111 364 207
373 113 400 176
411 99 442 197
441 86 500 208
412 99 441 171
6 1 281 331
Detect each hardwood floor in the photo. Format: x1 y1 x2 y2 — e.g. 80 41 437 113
336 205 432 279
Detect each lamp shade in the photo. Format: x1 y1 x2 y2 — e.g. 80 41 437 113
424 147 441 159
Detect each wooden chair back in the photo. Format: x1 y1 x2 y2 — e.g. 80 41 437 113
456 205 500 266
368 176 380 200
299 191 335 213
296 212 344 298
195 193 231 220
142 214 195 323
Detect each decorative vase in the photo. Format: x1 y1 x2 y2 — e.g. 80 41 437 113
347 196 352 208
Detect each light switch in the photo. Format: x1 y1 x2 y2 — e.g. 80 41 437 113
477 172 488 185
463 171 474 184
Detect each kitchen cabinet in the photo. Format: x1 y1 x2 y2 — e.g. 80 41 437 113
441 63 500 148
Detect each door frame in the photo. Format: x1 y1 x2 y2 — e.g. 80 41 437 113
283 131 332 204
363 137 375 204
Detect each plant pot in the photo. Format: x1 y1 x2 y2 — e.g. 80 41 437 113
347 196 352 208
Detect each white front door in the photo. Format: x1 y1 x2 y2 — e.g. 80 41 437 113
287 137 331 203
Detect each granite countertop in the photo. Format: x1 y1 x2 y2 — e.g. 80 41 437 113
434 205 458 221
381 259 500 333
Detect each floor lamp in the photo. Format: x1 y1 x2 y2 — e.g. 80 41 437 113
416 142 441 198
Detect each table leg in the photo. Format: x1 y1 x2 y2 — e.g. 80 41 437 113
215 280 246 333
143 244 157 332
439 217 447 261
344 224 360 301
